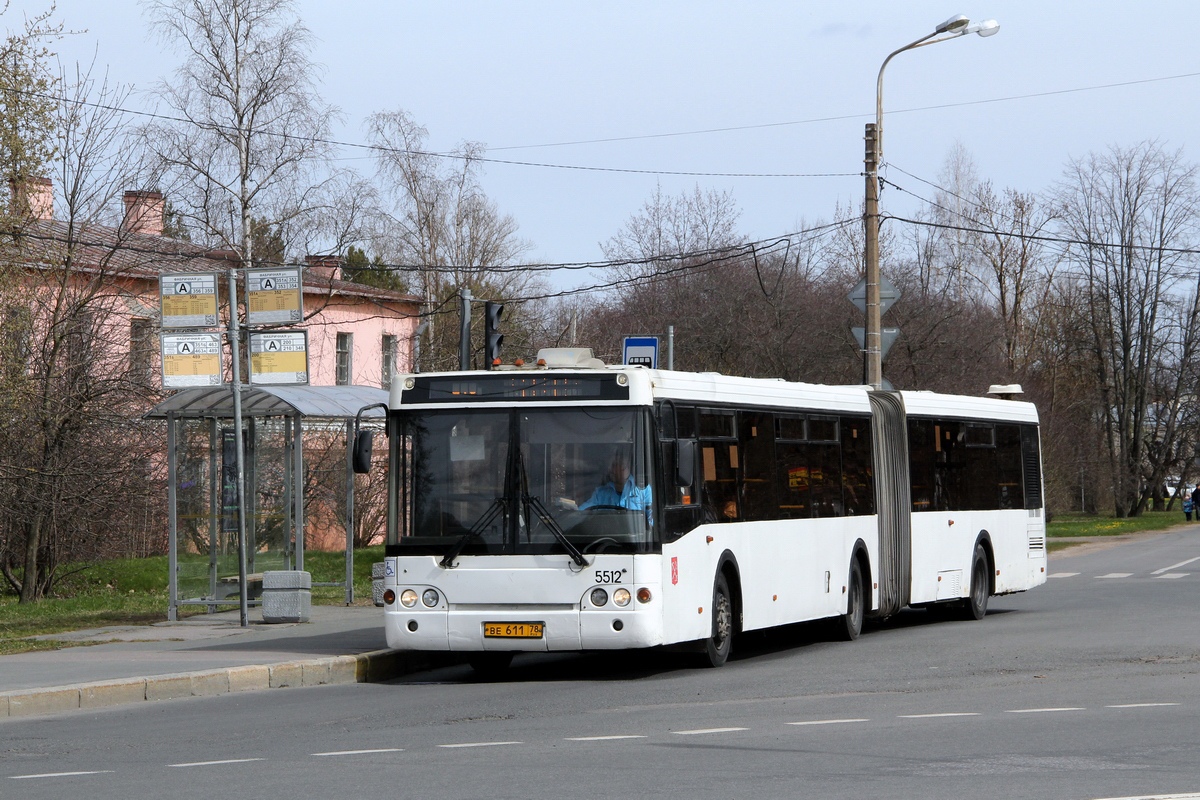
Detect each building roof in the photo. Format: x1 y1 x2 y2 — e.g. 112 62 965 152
14 218 422 306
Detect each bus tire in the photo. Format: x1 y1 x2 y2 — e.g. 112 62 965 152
959 544 990 621
701 573 733 668
467 652 514 677
838 559 865 641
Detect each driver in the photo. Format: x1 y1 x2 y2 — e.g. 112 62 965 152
579 449 653 523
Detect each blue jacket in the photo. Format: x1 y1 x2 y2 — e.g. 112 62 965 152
580 477 653 523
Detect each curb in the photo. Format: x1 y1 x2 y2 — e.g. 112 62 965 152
0 649 446 719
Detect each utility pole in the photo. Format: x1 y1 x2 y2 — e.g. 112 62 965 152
862 122 882 390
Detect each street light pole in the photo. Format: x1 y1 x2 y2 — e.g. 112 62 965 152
862 14 999 389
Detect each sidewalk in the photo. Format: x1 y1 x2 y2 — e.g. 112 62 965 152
0 605 452 719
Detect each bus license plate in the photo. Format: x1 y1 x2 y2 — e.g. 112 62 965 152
483 622 544 639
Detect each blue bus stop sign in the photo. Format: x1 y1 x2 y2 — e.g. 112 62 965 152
623 336 658 368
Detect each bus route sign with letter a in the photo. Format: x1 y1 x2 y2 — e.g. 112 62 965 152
623 336 658 368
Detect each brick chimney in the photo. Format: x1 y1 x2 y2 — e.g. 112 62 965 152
121 190 165 236
8 176 53 220
305 254 342 282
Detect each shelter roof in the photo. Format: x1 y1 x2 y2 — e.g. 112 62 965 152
145 384 389 419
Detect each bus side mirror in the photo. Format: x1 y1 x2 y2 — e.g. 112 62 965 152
675 440 694 487
352 430 374 474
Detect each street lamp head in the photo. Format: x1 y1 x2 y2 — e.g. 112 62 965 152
934 14 970 34
964 19 1000 37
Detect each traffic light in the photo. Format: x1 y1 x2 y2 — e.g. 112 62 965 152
484 301 504 369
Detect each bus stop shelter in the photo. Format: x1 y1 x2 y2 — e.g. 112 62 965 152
146 385 388 621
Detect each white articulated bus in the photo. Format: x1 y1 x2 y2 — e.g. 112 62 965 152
356 348 1047 672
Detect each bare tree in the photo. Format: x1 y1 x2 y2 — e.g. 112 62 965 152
969 183 1059 378
1054 141 1200 516
139 0 342 269
602 184 744 275
0 64 165 602
364 109 536 370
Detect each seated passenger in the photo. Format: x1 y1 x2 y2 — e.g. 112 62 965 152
579 450 653 523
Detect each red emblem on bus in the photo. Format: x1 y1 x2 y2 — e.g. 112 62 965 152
671 557 679 585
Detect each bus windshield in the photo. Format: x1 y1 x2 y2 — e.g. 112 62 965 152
395 407 658 558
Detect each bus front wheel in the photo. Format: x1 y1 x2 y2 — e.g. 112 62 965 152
701 573 733 668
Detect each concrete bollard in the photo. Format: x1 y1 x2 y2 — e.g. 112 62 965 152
372 562 386 607
262 570 311 623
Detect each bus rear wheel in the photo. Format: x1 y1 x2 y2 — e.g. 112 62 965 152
701 573 733 668
958 544 990 621
837 559 864 641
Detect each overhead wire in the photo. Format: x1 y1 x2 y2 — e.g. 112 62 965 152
9 86 853 180
486 72 1200 151
2 217 857 308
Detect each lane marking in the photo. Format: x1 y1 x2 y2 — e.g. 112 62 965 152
1152 556 1200 575
10 771 115 780
899 712 981 718
1106 703 1180 709
1155 573 1189 579
1097 573 1133 579
1049 572 1080 578
168 758 266 768
1091 794 1200 799
1006 707 1085 714
312 748 404 756
437 741 522 749
786 718 870 726
673 727 749 735
565 735 648 741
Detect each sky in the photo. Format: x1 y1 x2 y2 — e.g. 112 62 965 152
6 0 1200 291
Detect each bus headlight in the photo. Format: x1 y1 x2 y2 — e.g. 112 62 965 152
590 588 609 607
422 589 440 607
637 587 652 604
400 589 418 608
613 588 631 607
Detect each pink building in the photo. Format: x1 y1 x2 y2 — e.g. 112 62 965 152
12 181 422 388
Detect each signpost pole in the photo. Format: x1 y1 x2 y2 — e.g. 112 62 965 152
227 267 250 628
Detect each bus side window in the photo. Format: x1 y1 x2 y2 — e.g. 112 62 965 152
907 418 935 511
840 417 874 516
775 441 811 518
700 442 739 522
739 411 777 522
996 424 1024 509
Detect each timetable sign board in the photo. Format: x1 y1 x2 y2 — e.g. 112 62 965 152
249 330 309 385
161 332 223 388
246 268 303 326
160 273 219 328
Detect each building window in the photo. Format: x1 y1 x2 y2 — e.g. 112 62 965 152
1 305 31 380
65 310 95 384
381 334 397 389
336 332 352 385
130 318 155 383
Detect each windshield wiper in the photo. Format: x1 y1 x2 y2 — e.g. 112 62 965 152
524 492 588 567
514 448 587 567
440 497 506 568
